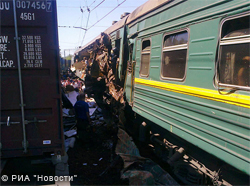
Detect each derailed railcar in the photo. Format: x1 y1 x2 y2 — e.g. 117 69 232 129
75 0 250 185
0 0 64 158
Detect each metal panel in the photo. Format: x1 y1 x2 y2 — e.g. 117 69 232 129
0 0 64 158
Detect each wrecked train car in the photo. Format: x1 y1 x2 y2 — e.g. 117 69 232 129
74 0 250 185
0 0 64 158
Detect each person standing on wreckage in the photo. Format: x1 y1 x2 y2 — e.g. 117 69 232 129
74 93 91 146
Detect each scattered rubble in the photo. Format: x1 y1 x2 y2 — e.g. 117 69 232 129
62 95 178 185
62 92 125 185
61 32 178 185
64 129 77 138
116 129 179 185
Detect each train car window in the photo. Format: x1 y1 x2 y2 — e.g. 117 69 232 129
140 40 151 76
219 15 250 87
162 31 188 79
164 32 188 47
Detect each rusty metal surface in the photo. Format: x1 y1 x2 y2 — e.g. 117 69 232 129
83 33 125 104
73 61 85 69
0 0 64 158
116 129 180 186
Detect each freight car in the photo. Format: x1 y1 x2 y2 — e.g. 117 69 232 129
74 0 250 185
0 0 64 158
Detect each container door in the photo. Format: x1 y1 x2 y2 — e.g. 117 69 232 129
0 0 64 158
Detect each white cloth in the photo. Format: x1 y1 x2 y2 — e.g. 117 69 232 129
72 82 78 88
65 91 79 106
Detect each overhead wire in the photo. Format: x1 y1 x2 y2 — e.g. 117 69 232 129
89 0 97 7
87 0 126 30
77 1 85 47
59 26 86 30
80 0 105 45
79 0 127 46
90 0 105 12
80 0 91 46
79 0 105 14
73 16 81 26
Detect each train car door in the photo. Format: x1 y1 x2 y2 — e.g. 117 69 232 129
125 40 136 106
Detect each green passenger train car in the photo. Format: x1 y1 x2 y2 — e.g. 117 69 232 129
75 0 250 185
126 0 250 181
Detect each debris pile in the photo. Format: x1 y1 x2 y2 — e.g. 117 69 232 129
63 97 128 185
62 90 178 185
116 128 179 185
68 32 179 185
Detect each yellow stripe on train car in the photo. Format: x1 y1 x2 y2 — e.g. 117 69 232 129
135 78 250 109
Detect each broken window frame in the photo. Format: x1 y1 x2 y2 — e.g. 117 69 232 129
161 30 189 81
127 43 134 75
217 14 250 91
139 39 151 77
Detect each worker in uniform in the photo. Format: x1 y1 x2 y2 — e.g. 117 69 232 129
74 93 91 145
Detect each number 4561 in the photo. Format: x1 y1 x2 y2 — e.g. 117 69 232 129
20 13 35 21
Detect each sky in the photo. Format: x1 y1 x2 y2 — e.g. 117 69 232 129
57 0 149 57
